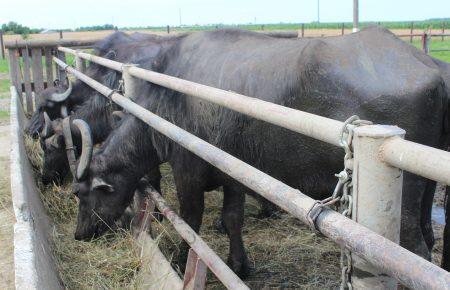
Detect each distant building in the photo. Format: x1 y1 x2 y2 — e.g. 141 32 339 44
40 29 57 34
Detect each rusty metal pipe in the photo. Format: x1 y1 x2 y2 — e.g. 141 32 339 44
54 57 450 290
144 186 249 290
58 46 343 147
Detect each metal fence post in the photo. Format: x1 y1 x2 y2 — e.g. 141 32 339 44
122 64 139 99
301 23 305 37
410 21 414 43
351 125 405 289
75 50 86 73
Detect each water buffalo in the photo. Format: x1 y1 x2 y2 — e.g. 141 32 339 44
38 31 176 184
72 27 450 277
26 31 166 139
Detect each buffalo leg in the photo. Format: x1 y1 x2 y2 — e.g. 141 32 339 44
421 180 437 251
222 185 250 278
401 173 431 260
442 186 450 271
172 171 205 271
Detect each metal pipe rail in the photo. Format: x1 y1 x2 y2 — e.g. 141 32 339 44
59 46 450 187
58 46 344 146
54 57 450 290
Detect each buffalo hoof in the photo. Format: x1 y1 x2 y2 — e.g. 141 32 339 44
227 256 251 279
214 218 227 234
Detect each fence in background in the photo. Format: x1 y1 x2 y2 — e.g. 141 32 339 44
5 34 450 289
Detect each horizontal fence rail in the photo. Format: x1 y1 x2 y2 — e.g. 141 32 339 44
53 56 450 290
59 46 450 186
142 185 249 290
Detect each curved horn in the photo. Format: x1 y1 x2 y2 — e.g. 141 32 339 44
48 79 72 102
73 119 93 180
112 110 125 119
42 112 53 138
60 105 68 118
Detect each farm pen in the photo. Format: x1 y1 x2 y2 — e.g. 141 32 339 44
5 35 450 289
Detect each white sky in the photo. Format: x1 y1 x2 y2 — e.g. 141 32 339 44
0 0 448 29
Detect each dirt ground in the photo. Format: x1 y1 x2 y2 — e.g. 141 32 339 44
0 97 14 288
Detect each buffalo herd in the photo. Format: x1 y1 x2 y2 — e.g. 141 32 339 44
27 26 450 278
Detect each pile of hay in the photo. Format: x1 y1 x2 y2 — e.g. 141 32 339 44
26 134 343 289
25 135 142 289
155 164 341 289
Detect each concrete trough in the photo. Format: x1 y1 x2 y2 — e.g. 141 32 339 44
10 87 63 290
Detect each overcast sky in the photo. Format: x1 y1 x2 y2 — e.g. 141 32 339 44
0 0 448 29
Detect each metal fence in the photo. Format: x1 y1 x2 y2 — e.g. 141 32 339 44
7 39 450 289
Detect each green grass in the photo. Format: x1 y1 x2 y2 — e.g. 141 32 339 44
0 79 10 95
0 58 8 74
411 39 450 62
0 111 9 119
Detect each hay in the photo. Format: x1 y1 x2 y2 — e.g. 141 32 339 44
25 136 142 290
155 164 341 289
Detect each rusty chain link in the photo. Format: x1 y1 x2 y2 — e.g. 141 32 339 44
337 115 372 290
306 115 372 289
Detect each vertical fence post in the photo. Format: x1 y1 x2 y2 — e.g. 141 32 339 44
75 50 86 73
442 21 445 42
351 125 405 289
0 30 4 59
59 30 63 39
183 249 207 290
301 23 305 37
422 33 430 54
21 48 33 112
57 51 67 82
410 22 414 43
341 22 345 35
122 64 138 99
167 25 170 34
8 48 23 97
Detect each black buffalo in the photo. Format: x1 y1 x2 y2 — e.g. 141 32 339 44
39 31 174 185
72 27 450 276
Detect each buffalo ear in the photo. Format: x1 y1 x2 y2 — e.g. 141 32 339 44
91 177 114 193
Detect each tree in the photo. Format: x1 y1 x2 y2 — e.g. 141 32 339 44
1 21 41 34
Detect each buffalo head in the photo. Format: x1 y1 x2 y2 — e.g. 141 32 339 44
27 80 72 138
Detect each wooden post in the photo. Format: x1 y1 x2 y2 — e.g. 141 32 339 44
442 21 445 42
31 48 45 97
0 30 4 59
21 48 33 112
57 51 67 82
167 25 170 34
59 30 63 39
183 249 207 290
44 48 54 88
75 50 86 73
8 48 23 97
410 21 414 43
341 22 345 35
301 23 305 37
261 24 264 31
353 0 359 32
422 33 430 54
